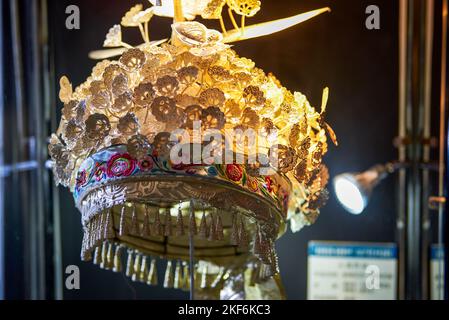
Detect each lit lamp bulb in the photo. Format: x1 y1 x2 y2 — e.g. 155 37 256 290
333 174 367 214
333 163 397 214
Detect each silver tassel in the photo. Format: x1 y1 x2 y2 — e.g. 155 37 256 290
270 245 279 275
199 211 208 239
139 256 149 282
80 232 90 261
87 222 93 250
253 225 262 254
104 209 115 239
259 263 273 280
238 217 248 248
130 205 139 236
93 245 102 265
147 258 158 285
258 233 271 264
97 215 103 244
189 208 197 236
90 217 96 245
230 214 239 245
93 215 99 245
176 208 185 236
182 261 190 291
112 245 123 272
82 230 87 252
100 241 108 269
119 206 128 236
174 260 183 289
83 224 89 251
92 217 99 245
132 253 141 281
164 208 172 236
215 214 224 241
249 264 261 286
141 207 151 237
211 267 225 288
125 249 134 277
81 248 92 262
208 213 217 241
98 212 105 242
163 260 174 288
153 208 162 236
89 220 95 248
106 242 114 269
200 264 208 289
90 221 96 250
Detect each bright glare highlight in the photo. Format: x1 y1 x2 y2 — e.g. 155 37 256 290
333 175 366 215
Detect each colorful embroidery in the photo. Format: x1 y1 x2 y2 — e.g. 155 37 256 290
106 153 136 177
138 156 154 172
94 164 106 181
75 170 87 190
225 164 243 182
74 145 291 218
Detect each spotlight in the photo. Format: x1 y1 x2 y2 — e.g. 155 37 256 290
333 163 398 214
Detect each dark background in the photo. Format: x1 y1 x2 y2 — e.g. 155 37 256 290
45 0 400 300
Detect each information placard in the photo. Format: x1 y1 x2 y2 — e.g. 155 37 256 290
307 241 397 300
430 244 445 300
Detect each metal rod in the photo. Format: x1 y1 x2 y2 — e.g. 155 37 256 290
30 0 47 299
421 0 434 300
397 0 409 300
41 0 63 300
10 0 25 159
189 199 195 300
437 0 448 301
423 1 435 156
407 0 422 300
10 0 32 299
0 161 39 177
0 0 5 301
